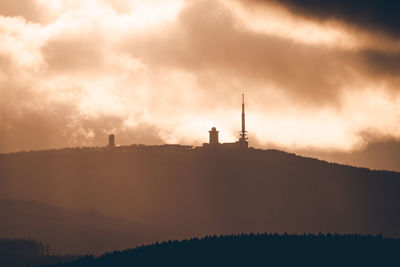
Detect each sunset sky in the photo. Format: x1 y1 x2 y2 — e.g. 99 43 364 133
0 0 399 170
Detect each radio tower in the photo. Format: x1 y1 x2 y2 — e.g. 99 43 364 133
239 93 248 148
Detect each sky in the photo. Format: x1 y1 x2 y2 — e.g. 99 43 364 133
0 0 399 170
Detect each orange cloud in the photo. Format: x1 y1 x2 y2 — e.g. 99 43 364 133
0 0 399 169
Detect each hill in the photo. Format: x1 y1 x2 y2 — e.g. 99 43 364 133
0 238 79 267
0 146 399 254
0 199 157 255
40 233 400 267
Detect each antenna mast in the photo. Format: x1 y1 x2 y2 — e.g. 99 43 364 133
239 93 248 148
241 94 245 135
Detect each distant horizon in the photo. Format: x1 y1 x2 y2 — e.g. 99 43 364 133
2 133 399 172
1 142 399 174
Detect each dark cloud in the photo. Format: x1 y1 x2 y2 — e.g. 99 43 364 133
261 0 400 37
359 50 400 77
119 0 400 106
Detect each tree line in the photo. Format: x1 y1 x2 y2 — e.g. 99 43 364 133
41 233 400 267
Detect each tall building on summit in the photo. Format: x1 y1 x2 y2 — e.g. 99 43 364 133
209 127 219 145
238 94 248 148
108 134 115 147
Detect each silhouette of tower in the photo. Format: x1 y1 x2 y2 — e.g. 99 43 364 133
108 134 115 147
209 127 219 145
239 94 248 148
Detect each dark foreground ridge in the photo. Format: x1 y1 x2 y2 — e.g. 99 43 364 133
41 233 400 267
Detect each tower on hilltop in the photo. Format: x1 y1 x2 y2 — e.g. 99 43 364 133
108 134 115 147
203 94 249 150
238 94 248 148
209 127 219 145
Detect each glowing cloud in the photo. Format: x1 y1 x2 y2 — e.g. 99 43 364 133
0 0 399 171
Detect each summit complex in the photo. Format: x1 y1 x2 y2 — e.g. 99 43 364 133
203 94 249 149
107 95 249 150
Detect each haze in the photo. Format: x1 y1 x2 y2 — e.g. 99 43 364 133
0 0 399 170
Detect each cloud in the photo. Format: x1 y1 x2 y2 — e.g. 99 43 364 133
259 0 400 38
120 0 358 104
294 136 400 172
0 0 44 23
0 104 164 152
359 50 400 78
0 0 399 172
42 30 106 74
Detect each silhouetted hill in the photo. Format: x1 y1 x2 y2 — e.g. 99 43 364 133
0 199 157 255
41 233 400 267
0 146 399 254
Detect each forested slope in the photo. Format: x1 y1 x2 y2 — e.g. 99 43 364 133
42 233 400 267
0 147 399 254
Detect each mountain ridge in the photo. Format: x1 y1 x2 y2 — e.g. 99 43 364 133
1 146 399 254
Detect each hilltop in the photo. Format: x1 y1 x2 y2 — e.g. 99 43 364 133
41 233 400 267
0 146 399 254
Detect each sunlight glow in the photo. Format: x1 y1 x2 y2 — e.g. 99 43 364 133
224 0 358 49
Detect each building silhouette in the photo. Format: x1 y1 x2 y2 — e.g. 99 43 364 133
209 127 219 145
105 95 248 151
108 134 115 147
203 94 249 149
